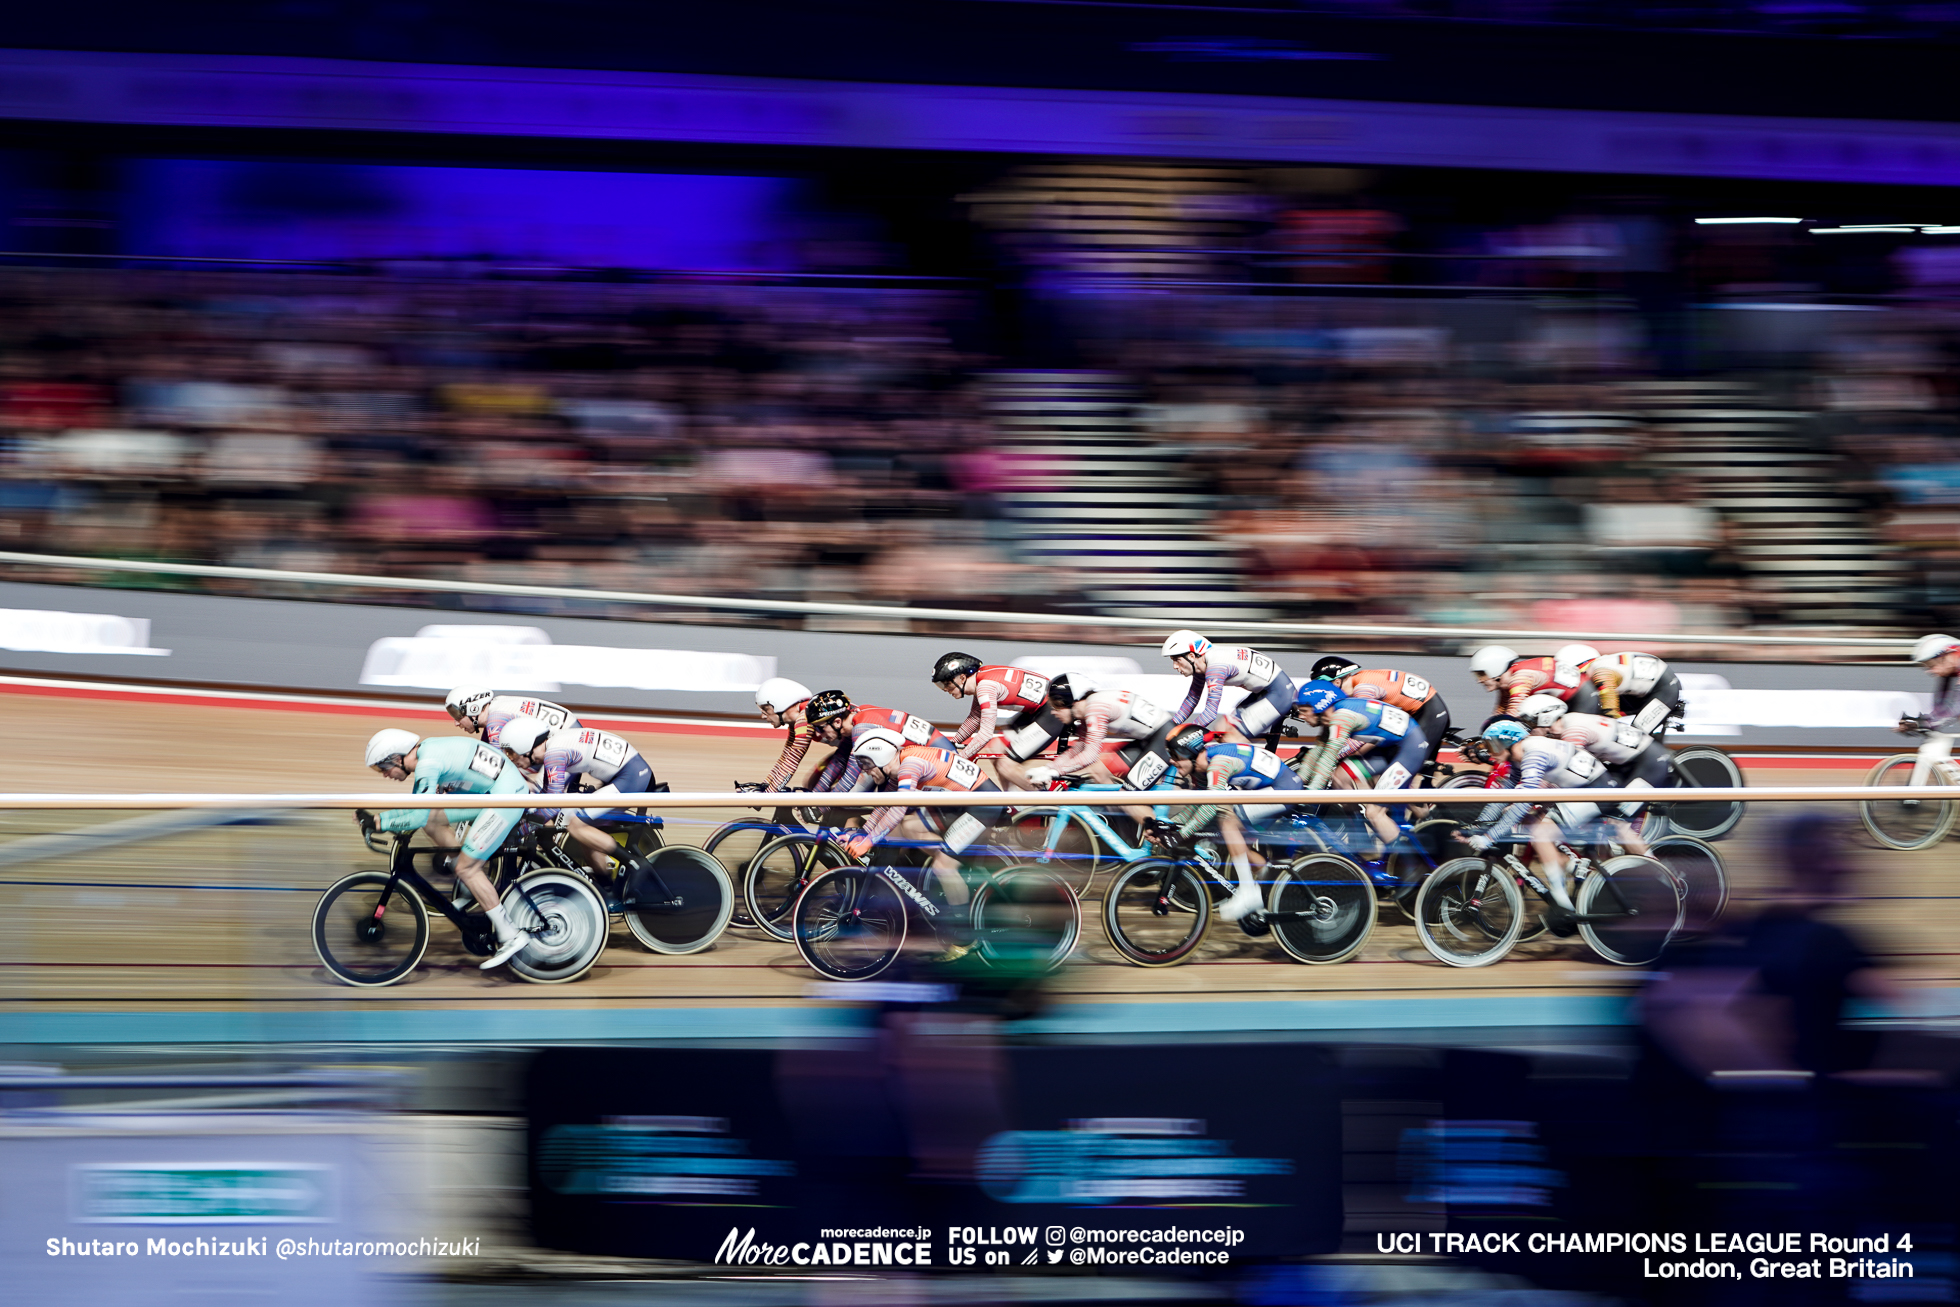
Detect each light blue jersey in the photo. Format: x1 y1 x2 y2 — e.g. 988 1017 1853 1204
374 735 533 861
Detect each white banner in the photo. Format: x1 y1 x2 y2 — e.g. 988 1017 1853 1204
0 609 168 656
359 627 774 694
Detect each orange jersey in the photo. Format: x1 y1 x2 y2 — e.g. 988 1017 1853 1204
1340 668 1436 715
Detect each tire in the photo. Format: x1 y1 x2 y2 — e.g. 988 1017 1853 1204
1647 834 1729 936
312 871 430 987
624 847 735 955
1101 857 1211 967
1002 808 1105 898
746 834 856 942
1267 855 1376 965
1576 855 1683 967
971 867 1081 973
502 870 610 984
1437 772 1512 826
1860 754 1956 852
703 820 786 929
1660 746 1746 842
1413 857 1525 968
793 868 908 981
1382 817 1462 922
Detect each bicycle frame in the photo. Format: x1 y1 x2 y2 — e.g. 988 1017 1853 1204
1909 730 1960 788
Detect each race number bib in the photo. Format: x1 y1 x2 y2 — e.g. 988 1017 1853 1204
1628 654 1666 689
468 742 506 781
901 715 935 745
588 732 630 766
1249 749 1283 779
1246 652 1278 685
523 701 571 729
1562 751 1606 782
1124 751 1169 791
1125 695 1169 732
944 755 984 789
1375 705 1411 736
1399 674 1432 701
1610 723 1647 752
1016 673 1049 703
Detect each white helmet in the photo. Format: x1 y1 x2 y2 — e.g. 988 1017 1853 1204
494 714 553 758
755 677 813 713
851 726 907 770
445 685 494 722
1912 634 1960 665
1161 629 1212 659
1515 693 1570 729
364 728 420 769
1554 643 1602 670
1469 646 1520 680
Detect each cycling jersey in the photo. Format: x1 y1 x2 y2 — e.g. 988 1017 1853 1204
1553 713 1653 766
1176 741 1309 833
1932 674 1960 733
815 706 957 792
532 727 655 820
762 702 813 792
1486 736 1608 840
1582 652 1667 717
1299 697 1428 793
480 695 581 749
859 745 1005 857
949 665 1050 759
1173 646 1285 729
1495 658 1584 715
372 734 532 861
1049 690 1172 775
1339 668 1438 714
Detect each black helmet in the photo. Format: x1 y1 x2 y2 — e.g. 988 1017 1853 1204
1311 656 1362 682
1047 674 1084 708
1166 725 1208 761
932 651 982 684
805 689 854 727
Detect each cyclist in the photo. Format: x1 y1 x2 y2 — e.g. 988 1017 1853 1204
1460 715 1615 920
755 677 816 792
932 652 1054 763
843 727 1009 929
358 727 533 971
1012 674 1173 806
1469 646 1599 717
1558 646 1686 736
1514 693 1669 853
494 715 663 899
1162 630 1297 744
804 690 956 793
1312 655 1452 769
1159 725 1307 924
1290 680 1431 871
1899 633 1960 783
446 687 582 760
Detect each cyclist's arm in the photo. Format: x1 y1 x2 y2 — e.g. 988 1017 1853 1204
810 746 848 792
1300 719 1356 790
856 762 931 845
763 722 813 793
1049 706 1112 774
1485 751 1555 841
529 747 576 820
1592 667 1625 717
373 773 442 833
1176 669 1230 729
1177 756 1241 834
953 687 1002 758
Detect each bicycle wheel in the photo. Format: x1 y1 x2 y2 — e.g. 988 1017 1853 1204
1576 855 1683 967
624 847 734 955
1381 817 1461 922
971 866 1081 973
746 833 856 942
1002 807 1105 897
1267 855 1376 965
1413 857 1526 968
1647 834 1729 936
703 820 785 929
1101 857 1210 967
1436 772 1513 826
502 870 610 984
312 872 430 987
1660 746 1746 841
793 868 908 981
1860 754 1956 851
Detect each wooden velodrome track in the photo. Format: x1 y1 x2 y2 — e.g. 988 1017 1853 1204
0 681 1953 1036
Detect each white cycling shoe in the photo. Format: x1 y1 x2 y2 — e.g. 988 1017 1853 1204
1218 883 1265 924
480 931 530 971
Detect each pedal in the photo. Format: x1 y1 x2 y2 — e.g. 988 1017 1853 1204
1237 913 1271 938
1543 906 1578 938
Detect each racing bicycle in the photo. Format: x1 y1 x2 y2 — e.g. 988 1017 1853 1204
1861 718 1960 851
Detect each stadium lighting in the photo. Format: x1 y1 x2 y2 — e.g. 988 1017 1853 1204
1694 217 1803 225
1809 225 1916 234
1921 225 1960 234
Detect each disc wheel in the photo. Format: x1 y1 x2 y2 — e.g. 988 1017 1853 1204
1267 855 1376 965
971 867 1081 973
1659 746 1746 841
1647 834 1729 937
793 868 908 981
1413 857 1526 968
502 870 610 984
746 834 856 942
1860 754 1956 851
702 820 788 929
1576 855 1683 967
312 871 430 987
1101 857 1210 967
624 847 734 955
1002 807 1105 898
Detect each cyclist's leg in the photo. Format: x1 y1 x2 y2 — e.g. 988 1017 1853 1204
455 774 532 965
1531 811 1580 910
1910 732 1954 787
927 796 1004 908
996 709 1066 789
1214 808 1266 922
1230 675 1295 742
562 757 657 878
1609 745 1673 855
1414 699 1451 769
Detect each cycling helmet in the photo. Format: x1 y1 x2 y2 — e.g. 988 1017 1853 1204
1553 643 1602 670
1311 656 1362 682
1482 716 1530 748
1294 679 1344 715
364 728 420 769
804 689 854 728
494 714 553 758
1468 646 1520 680
755 677 813 714
1166 725 1209 761
445 685 494 722
1047 674 1089 708
932 651 983 684
1161 629 1212 659
1515 693 1570 729
851 726 906 770
1912 633 1960 665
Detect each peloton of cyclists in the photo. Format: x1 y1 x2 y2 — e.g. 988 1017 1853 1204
1310 656 1452 770
804 690 956 793
445 687 583 769
492 715 665 908
1459 715 1618 926
1159 725 1308 925
1288 679 1430 879
1512 693 1669 853
1005 675 1175 817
